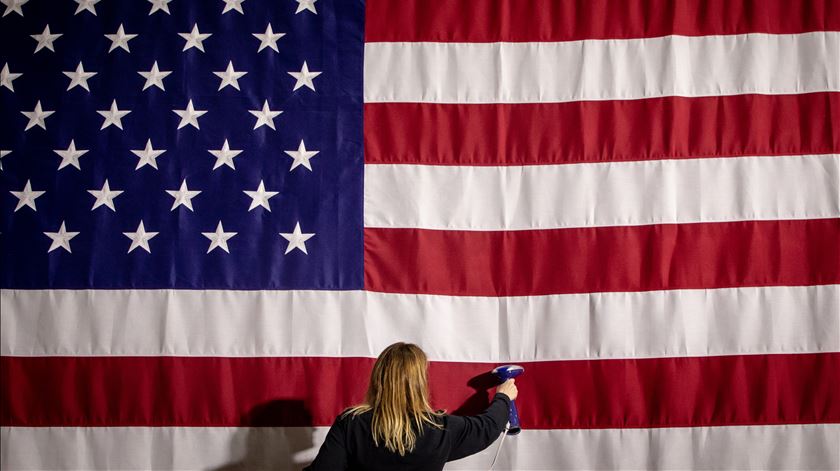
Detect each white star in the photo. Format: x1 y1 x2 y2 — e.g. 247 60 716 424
279 222 315 254
208 139 242 170
166 179 201 211
54 140 88 170
130 139 166 170
147 0 171 15
295 0 316 14
63 62 97 91
88 179 123 211
173 99 207 129
105 24 138 53
10 179 45 212
74 0 100 15
244 180 278 211
249 100 282 130
44 222 79 253
213 61 247 91
2 0 28 17
253 23 284 53
0 150 10 171
284 140 319 171
179 24 211 52
31 25 62 53
202 221 236 253
123 221 159 254
1 63 22 92
97 100 131 130
288 61 322 92
138 61 171 91
221 0 244 14
21 100 55 131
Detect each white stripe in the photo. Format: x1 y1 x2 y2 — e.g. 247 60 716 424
364 155 840 231
3 424 838 470
2 286 837 361
364 32 840 104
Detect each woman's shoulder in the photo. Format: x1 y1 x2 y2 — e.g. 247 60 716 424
339 406 373 422
430 410 454 429
334 407 452 430
326 407 373 437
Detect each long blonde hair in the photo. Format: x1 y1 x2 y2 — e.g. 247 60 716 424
346 342 443 456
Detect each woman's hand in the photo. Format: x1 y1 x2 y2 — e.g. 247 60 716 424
496 379 518 401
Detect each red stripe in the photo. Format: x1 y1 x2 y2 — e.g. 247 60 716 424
2 354 837 428
364 93 840 166
366 0 840 43
364 219 840 297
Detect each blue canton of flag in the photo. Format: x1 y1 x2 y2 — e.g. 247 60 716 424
0 0 365 290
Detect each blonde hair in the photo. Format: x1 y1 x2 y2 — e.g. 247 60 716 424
346 342 443 456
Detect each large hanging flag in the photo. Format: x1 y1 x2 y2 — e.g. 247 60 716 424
2 0 839 469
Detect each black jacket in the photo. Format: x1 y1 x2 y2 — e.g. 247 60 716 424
305 393 511 470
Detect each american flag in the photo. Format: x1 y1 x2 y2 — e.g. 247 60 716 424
1 0 839 470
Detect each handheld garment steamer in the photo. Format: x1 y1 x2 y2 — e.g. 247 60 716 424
491 365 524 434
488 365 524 470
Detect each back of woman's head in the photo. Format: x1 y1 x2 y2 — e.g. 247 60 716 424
347 342 441 456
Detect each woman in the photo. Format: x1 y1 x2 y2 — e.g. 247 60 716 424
305 342 519 470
